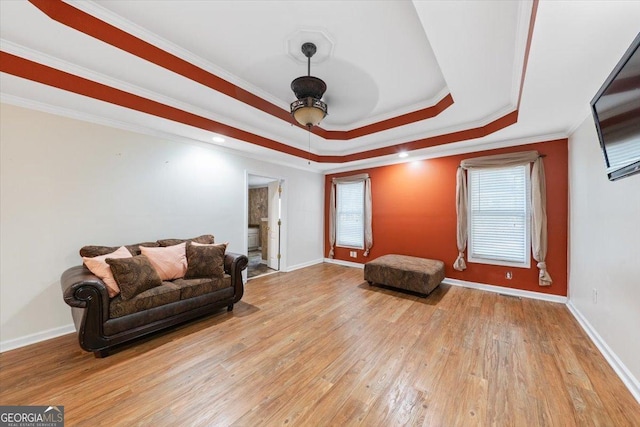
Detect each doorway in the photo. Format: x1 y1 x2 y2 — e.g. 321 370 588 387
247 174 283 279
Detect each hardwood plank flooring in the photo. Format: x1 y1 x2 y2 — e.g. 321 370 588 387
1 263 638 426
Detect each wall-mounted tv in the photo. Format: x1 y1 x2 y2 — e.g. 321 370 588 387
590 32 640 181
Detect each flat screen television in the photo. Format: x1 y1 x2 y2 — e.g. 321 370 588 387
590 32 640 181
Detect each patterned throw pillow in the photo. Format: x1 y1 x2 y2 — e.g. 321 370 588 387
80 242 158 257
185 243 227 279
106 255 163 300
80 245 118 258
157 234 214 247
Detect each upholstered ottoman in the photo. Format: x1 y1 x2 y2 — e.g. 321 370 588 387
364 254 445 297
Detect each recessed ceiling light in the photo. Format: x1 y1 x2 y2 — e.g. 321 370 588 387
399 152 409 158
212 136 225 143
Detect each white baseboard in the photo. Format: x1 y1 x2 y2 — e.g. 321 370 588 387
323 261 567 305
324 258 364 269
566 301 640 403
285 258 324 272
442 277 568 304
0 324 75 353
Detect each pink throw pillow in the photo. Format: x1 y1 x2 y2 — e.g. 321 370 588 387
140 242 187 281
83 246 132 298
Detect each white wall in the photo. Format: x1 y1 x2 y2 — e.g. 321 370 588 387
0 103 324 349
568 116 640 392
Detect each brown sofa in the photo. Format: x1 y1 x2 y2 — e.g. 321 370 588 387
61 235 248 357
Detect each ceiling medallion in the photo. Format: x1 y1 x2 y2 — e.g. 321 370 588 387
290 42 328 128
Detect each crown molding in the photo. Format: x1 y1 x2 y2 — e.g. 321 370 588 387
5 0 539 164
75 0 453 134
28 0 453 138
566 107 592 137
318 102 516 157
0 94 323 174
1 39 287 145
323 132 568 175
512 0 535 108
67 0 290 112
321 87 451 132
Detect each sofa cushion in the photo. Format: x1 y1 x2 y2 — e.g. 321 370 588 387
140 243 187 281
109 282 181 318
80 242 159 257
107 255 163 300
173 275 231 300
157 234 214 247
185 243 227 279
82 246 132 298
104 286 235 334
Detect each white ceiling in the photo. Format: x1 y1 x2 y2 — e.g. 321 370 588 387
1 0 639 173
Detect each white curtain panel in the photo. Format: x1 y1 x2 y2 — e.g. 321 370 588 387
531 158 552 286
455 151 552 286
329 183 336 258
454 167 468 271
364 177 373 256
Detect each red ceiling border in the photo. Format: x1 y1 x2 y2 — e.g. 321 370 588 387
0 52 316 161
27 0 453 139
517 0 539 110
3 1 538 163
1 51 520 164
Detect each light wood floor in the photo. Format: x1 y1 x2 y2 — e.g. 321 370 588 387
1 263 638 426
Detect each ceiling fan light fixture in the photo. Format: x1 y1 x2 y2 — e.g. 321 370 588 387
290 42 328 127
291 97 328 127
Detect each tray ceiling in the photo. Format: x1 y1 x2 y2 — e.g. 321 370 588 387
1 0 639 171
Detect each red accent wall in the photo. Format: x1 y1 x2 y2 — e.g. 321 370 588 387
324 139 568 296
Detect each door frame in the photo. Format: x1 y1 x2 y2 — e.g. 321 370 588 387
245 171 287 273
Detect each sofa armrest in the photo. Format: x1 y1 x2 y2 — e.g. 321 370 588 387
224 252 248 303
61 266 110 324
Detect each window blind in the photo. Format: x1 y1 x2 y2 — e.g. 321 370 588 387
336 181 364 249
468 165 530 266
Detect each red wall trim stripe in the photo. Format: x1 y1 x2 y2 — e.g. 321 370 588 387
0 51 521 163
27 0 453 139
0 52 314 161
314 94 454 140
517 0 539 110
14 1 539 161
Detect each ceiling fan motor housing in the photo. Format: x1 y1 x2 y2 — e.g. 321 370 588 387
290 42 328 126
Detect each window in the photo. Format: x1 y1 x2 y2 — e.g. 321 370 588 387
467 165 531 267
329 174 372 258
336 180 364 249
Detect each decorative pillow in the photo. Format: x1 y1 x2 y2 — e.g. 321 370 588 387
80 245 118 258
80 242 159 257
157 234 214 247
124 242 160 256
106 255 163 300
139 242 187 281
82 246 132 298
185 243 227 279
190 241 228 247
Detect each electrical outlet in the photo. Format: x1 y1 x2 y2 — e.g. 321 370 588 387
593 288 598 304
350 251 357 258
505 271 512 280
